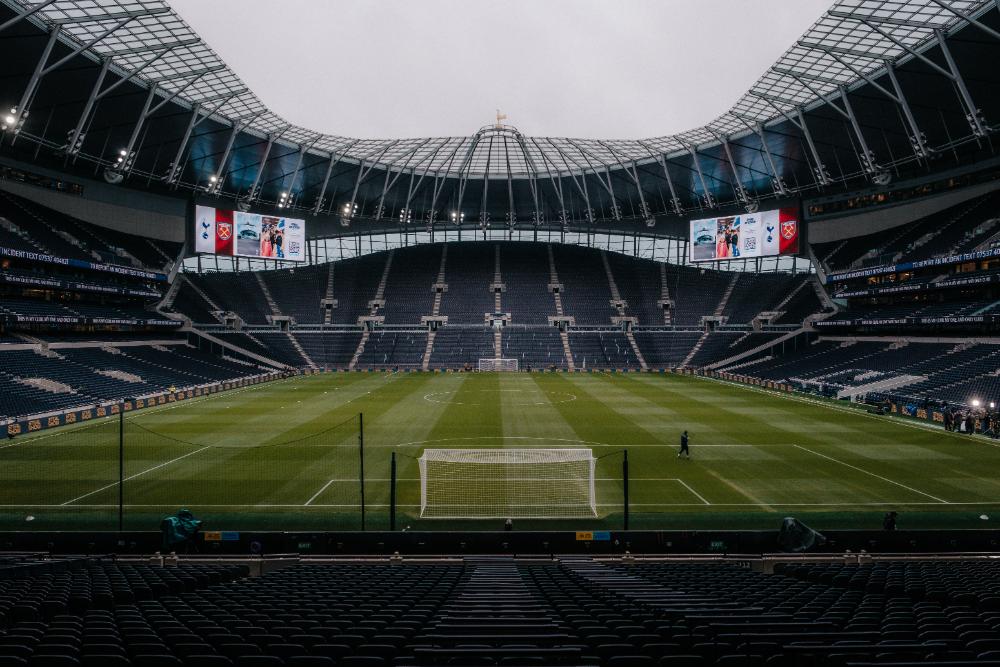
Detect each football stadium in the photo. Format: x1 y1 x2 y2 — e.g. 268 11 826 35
4 0 1000 664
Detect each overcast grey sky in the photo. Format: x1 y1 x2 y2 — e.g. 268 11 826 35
169 0 832 140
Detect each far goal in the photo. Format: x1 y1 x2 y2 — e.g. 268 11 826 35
418 448 597 519
478 358 518 372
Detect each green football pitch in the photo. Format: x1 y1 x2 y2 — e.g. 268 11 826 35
3 371 1000 532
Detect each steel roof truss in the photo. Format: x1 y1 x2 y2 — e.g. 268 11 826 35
0 0 57 35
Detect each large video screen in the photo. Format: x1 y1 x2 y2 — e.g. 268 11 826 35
689 207 799 263
194 205 306 262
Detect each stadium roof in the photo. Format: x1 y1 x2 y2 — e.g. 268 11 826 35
0 0 999 229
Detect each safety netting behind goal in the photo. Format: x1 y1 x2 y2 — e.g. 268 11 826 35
418 448 597 519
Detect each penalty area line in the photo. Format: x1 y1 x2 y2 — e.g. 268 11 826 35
304 478 338 506
672 478 711 505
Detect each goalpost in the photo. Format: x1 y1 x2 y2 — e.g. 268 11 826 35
478 358 518 372
418 448 597 519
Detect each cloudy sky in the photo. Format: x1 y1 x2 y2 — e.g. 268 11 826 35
169 0 832 140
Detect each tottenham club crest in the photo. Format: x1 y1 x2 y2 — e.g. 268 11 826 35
780 219 797 240
217 221 233 241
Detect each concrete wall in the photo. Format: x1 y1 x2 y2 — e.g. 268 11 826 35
0 156 186 242
807 179 1000 244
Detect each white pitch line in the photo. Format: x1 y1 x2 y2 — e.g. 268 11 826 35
59 447 210 506
793 444 949 504
694 374 1000 450
304 478 339 506
4 501 1000 508
673 478 711 505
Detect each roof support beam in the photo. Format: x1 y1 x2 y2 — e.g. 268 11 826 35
373 139 429 219
927 0 1000 43
549 143 595 220
935 28 987 137
40 15 133 75
282 142 311 205
100 37 201 57
883 63 929 158
117 83 157 176
49 7 171 25
150 66 225 86
10 25 61 137
0 0 58 35
166 92 248 188
245 131 282 202
311 141 358 215
775 68 878 174
345 141 398 219
64 56 109 158
427 140 466 224
827 9 946 30
403 139 450 216
731 115 789 196
638 142 684 215
567 139 621 220
711 132 750 205
801 47 928 157
164 103 201 187
684 144 715 208
601 141 653 220
164 91 245 187
530 139 569 219
207 119 248 195
751 93 830 186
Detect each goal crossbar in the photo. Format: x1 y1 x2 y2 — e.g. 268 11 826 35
479 358 518 372
418 448 597 519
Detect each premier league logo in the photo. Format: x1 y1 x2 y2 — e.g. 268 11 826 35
781 219 797 240
217 222 232 241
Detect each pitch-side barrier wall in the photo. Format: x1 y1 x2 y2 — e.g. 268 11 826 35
3 369 312 438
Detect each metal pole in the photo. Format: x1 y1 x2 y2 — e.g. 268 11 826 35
389 451 397 531
358 412 366 531
119 403 124 532
622 449 629 531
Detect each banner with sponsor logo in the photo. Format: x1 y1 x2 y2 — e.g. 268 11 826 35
195 205 306 262
689 207 799 263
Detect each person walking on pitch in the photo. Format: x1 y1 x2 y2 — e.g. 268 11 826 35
678 430 690 458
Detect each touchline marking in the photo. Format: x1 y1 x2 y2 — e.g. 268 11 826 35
2 372 371 452
695 374 1000 450
674 478 711 505
793 444 949 504
59 447 210 506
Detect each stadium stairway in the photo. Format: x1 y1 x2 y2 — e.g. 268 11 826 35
349 331 370 371
286 332 317 369
254 273 284 322
680 273 741 368
323 263 336 325
421 245 449 371
600 251 648 370
347 250 395 370
659 263 672 325
547 244 576 370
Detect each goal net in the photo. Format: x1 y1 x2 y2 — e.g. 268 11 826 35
418 448 597 519
478 358 518 372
